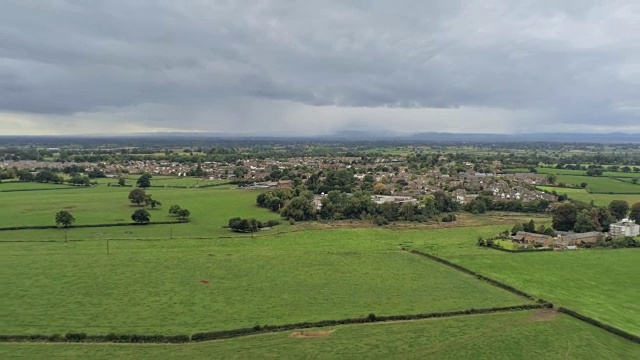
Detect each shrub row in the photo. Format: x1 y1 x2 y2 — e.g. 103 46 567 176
404 248 537 301
0 333 190 343
0 221 188 232
556 307 639 344
0 304 546 344
488 246 554 253
0 187 87 193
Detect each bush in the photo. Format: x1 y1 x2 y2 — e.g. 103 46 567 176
288 218 296 225
65 332 87 342
373 216 389 226
265 219 281 227
441 214 457 222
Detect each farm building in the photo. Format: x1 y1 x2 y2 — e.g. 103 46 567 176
511 231 553 247
555 232 605 248
609 219 640 237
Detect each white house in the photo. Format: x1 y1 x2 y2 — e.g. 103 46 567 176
610 218 640 237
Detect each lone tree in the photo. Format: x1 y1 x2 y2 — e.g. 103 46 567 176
630 202 640 223
131 209 151 224
608 200 630 220
136 173 152 188
55 210 76 228
145 195 162 209
169 205 181 216
177 208 191 221
118 178 126 186
128 188 147 205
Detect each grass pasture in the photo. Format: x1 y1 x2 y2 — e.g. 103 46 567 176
551 174 639 194
2 310 637 359
536 186 640 206
2 176 639 358
1 231 529 335
406 228 640 335
0 185 277 232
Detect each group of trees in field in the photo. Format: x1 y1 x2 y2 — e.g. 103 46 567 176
551 200 636 233
227 218 280 233
168 205 191 221
464 196 551 215
510 219 556 236
257 188 458 224
53 173 190 228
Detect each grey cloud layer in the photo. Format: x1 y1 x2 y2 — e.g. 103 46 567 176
1 0 638 133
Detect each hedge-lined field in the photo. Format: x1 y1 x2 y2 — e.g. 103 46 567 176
536 186 640 205
2 310 638 359
1 230 528 335
550 174 639 194
405 229 640 335
0 185 278 233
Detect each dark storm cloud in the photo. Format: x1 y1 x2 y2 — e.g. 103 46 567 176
0 0 638 133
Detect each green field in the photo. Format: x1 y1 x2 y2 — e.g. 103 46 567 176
2 311 637 359
551 174 640 194
0 185 277 231
0 181 77 192
536 186 640 206
1 230 529 335
2 177 639 358
405 228 640 335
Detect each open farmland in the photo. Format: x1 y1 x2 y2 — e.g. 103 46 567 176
1 228 531 335
551 174 640 194
404 227 640 335
1 177 638 357
0 185 278 230
2 310 638 359
536 186 640 206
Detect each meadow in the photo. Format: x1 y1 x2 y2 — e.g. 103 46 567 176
1 230 529 335
404 228 640 335
2 311 637 359
536 186 640 206
1 177 638 357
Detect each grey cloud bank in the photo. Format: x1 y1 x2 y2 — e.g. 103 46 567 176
1 0 639 135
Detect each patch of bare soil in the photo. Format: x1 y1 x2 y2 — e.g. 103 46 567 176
289 330 335 338
200 279 210 284
530 309 559 322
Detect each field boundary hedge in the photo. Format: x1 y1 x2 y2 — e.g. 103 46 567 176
0 304 547 344
0 187 90 193
557 307 639 343
403 248 538 301
0 221 188 232
487 246 554 253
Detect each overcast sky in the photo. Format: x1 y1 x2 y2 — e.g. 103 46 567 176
1 1 639 136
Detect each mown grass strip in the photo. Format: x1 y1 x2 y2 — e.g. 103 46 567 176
0 304 547 344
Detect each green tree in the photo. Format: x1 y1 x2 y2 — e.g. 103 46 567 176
551 203 577 231
128 188 147 205
131 209 151 224
169 204 181 216
136 173 152 188
546 174 557 184
55 210 76 228
632 177 638 184
118 178 126 186
281 195 316 221
629 202 640 223
608 200 629 220
145 195 162 209
177 208 191 221
511 223 524 235
574 209 598 233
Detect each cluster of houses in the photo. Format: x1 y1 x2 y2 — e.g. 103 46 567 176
511 219 639 250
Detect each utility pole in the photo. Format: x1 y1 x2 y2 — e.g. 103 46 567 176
170 227 173 240
106 239 110 255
